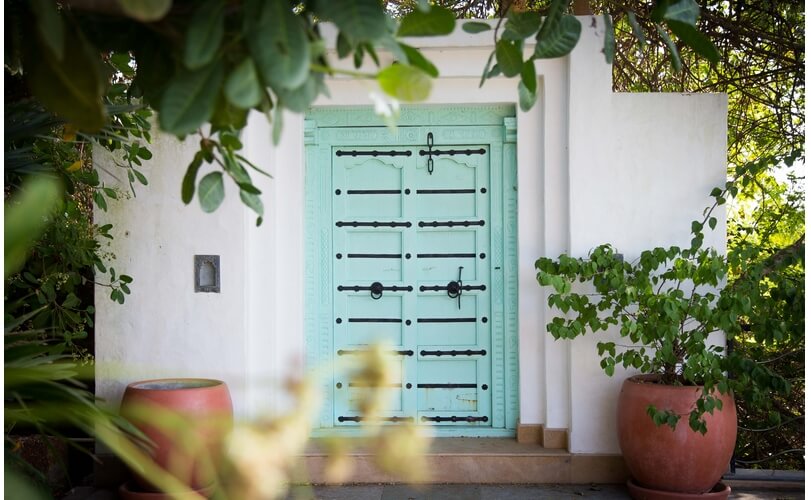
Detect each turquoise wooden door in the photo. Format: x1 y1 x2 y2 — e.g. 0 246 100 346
305 106 518 437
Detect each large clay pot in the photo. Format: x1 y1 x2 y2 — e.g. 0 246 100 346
120 378 233 493
617 374 736 495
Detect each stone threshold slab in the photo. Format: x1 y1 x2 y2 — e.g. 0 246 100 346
303 437 570 457
299 438 627 485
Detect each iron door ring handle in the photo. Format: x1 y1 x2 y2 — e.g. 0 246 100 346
370 281 384 300
448 266 463 309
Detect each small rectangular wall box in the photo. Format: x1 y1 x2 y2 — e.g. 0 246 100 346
194 255 220 293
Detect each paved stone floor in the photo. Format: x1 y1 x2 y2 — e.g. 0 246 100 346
284 484 805 500
64 483 806 499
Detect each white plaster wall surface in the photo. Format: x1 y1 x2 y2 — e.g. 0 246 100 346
94 17 726 453
564 92 727 453
562 20 727 454
94 131 250 418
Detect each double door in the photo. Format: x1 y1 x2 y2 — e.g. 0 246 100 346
332 127 493 427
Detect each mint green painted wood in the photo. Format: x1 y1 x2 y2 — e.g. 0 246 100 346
305 105 518 437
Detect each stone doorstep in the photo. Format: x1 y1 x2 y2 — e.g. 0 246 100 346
95 439 804 490
300 438 629 485
95 439 614 489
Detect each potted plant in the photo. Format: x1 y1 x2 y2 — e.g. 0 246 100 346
535 239 789 498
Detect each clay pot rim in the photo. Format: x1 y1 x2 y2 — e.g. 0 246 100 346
623 374 735 405
126 378 226 392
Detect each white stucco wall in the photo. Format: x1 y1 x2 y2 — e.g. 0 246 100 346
95 134 250 417
561 21 728 453
95 17 726 453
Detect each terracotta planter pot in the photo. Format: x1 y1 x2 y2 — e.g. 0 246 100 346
119 481 215 500
120 378 233 493
617 374 736 495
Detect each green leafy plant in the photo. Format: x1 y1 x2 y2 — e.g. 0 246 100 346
534 162 796 433
3 177 152 499
4 98 149 357
5 0 716 223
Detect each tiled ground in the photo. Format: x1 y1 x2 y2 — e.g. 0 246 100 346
64 482 806 500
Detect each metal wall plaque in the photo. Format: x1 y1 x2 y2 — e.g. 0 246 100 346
194 255 220 293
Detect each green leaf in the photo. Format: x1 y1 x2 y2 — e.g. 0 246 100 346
63 293 81 309
4 178 61 278
184 0 225 70
24 23 106 131
605 361 615 376
240 190 264 221
377 64 432 102
535 15 582 59
495 40 523 77
224 58 263 109
159 62 224 135
211 95 249 130
276 73 325 112
626 11 647 51
400 44 439 78
246 0 310 91
651 0 669 22
197 172 225 213
663 0 700 26
314 0 389 43
398 5 455 37
337 32 353 59
30 0 64 60
708 217 717 230
353 46 364 68
363 42 383 66
463 21 491 34
666 21 720 64
480 51 495 88
504 10 541 40
136 148 153 160
536 0 565 40
378 37 407 63
520 59 537 94
117 0 172 21
133 169 148 185
220 133 243 151
518 80 537 112
93 191 108 211
272 106 284 146
656 25 682 72
181 153 204 204
602 13 615 64
110 52 134 76
237 182 261 195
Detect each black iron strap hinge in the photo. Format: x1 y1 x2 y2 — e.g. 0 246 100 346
419 132 486 175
